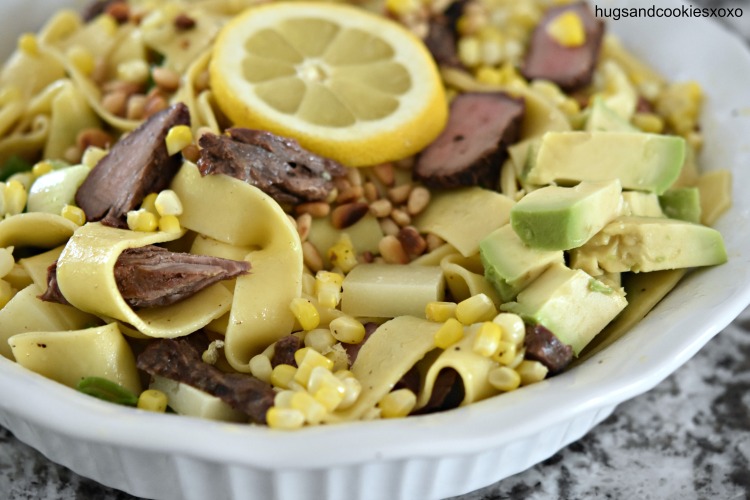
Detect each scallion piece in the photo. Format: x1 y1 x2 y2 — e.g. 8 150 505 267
76 376 138 406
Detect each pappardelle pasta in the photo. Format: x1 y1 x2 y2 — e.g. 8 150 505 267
0 0 731 429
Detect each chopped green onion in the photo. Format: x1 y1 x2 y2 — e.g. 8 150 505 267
76 376 138 406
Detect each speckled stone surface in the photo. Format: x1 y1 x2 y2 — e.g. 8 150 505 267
2 2 750 500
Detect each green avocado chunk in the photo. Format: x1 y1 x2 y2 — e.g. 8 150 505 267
510 179 622 250
479 224 564 302
524 131 685 195
621 191 664 217
569 216 727 274
659 187 702 223
501 262 628 356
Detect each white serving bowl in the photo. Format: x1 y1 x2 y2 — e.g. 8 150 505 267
1 1 749 499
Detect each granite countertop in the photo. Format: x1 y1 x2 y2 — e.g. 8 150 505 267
2 2 750 500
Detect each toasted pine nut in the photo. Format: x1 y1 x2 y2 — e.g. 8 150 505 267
106 2 130 23
331 202 369 229
152 66 181 92
369 199 392 218
101 90 128 116
390 208 411 227
77 128 113 151
379 217 400 237
302 241 324 272
336 185 364 204
388 184 412 205
363 181 380 202
379 235 409 264
126 94 147 120
334 177 352 192
296 212 312 242
373 163 395 186
143 93 168 118
426 233 446 252
296 201 330 218
407 186 430 216
397 226 427 256
182 144 200 163
346 167 363 187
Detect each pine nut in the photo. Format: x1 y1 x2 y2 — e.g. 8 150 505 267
346 167 363 187
379 217 400 237
182 144 200 163
369 198 392 218
106 2 130 23
397 226 427 256
379 235 409 264
425 232 446 252
388 184 412 205
363 181 380 202
126 94 147 120
152 66 181 93
101 90 128 116
296 212 312 242
336 185 364 204
390 208 411 227
407 186 430 215
302 241 324 272
331 202 369 229
296 201 330 218
373 163 395 186
143 93 168 118
76 128 113 151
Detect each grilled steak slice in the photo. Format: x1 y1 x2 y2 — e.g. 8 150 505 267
413 92 524 188
75 103 190 228
39 245 249 309
522 2 605 91
197 128 346 205
523 323 573 375
413 368 465 415
270 334 303 368
136 337 275 424
424 0 467 68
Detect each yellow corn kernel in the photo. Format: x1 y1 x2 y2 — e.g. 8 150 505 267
7 172 33 191
81 146 108 169
158 215 181 233
18 34 38 56
632 112 665 134
290 391 327 425
154 189 183 216
266 407 305 430
31 161 53 178
308 365 345 395
455 293 497 325
137 389 168 413
475 66 502 86
294 348 334 387
425 301 457 322
386 0 420 16
95 12 119 35
126 209 158 232
165 125 193 156
67 46 95 76
546 11 585 47
488 366 521 392
313 385 344 412
304 327 336 352
0 279 14 308
270 363 297 389
4 180 26 215
517 360 549 385
458 36 481 67
491 340 517 366
141 192 158 213
473 321 502 357
290 297 321 331
336 376 362 410
656 81 703 135
249 354 273 383
0 248 13 279
327 234 357 273
378 388 416 418
434 317 464 349
61 205 86 226
493 313 526 346
274 389 296 409
329 316 365 344
117 59 150 84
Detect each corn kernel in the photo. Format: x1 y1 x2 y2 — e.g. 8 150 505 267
249 354 273 383
473 321 502 357
304 327 336 352
492 340 517 366
475 66 502 86
67 45 95 76
154 189 183 216
0 248 13 279
270 363 297 389
0 279 14 308
493 313 526 346
137 389 168 412
378 389 416 418
141 192 158 213
81 146 108 168
117 59 150 84
18 34 38 56
517 360 549 385
4 180 26 215
126 209 158 232
546 11 585 47
290 297 321 331
291 391 327 425
488 366 521 392
266 407 305 430
165 125 193 156
337 376 362 410
327 234 357 273
313 385 344 412
386 0 420 16
7 172 33 191
95 12 119 36
455 293 497 325
294 348 334 387
31 161 53 178
425 301 456 323
632 112 665 134
308 366 345 395
458 36 481 67
158 214 181 233
61 205 86 226
329 316 365 344
434 317 464 349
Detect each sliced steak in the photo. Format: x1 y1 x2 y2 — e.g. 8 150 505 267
39 245 249 309
270 334 303 368
413 368 465 415
521 2 605 91
197 128 346 205
523 323 573 375
75 103 190 228
424 0 467 68
136 337 275 424
413 92 525 189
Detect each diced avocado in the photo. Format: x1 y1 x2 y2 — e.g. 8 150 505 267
570 216 727 274
585 96 638 132
622 191 664 217
510 179 622 250
525 131 685 195
479 224 564 302
659 187 701 223
501 262 628 356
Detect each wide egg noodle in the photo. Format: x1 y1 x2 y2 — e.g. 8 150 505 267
0 115 49 167
55 222 233 338
18 245 65 290
172 49 221 133
0 212 77 249
43 79 100 160
440 253 501 306
170 162 303 371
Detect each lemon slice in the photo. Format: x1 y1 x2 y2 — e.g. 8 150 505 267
210 2 448 167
